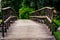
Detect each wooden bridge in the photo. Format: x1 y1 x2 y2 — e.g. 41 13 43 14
0 7 56 40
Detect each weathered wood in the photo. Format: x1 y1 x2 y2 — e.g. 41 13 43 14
30 16 52 23
46 16 52 23
2 7 18 37
1 20 55 40
2 7 11 10
4 16 17 23
2 7 17 21
30 7 54 14
30 16 46 18
30 7 54 23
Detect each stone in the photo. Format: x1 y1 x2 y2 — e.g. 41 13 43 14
57 27 60 32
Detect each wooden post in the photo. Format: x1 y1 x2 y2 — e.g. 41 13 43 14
2 22 5 37
2 9 5 37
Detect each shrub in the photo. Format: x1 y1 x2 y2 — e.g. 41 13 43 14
52 19 60 31
53 19 60 26
19 7 35 19
54 32 60 40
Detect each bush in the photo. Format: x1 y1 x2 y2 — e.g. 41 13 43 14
54 32 60 40
19 7 35 19
52 19 60 31
53 19 60 26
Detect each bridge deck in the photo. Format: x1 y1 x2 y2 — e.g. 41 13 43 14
2 19 55 40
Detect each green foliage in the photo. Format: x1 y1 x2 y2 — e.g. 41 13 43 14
53 19 60 26
51 19 60 32
54 32 60 40
2 0 22 12
0 19 2 24
19 7 35 19
2 0 60 11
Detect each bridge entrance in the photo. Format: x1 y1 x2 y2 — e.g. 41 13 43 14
0 7 56 40
1 20 55 40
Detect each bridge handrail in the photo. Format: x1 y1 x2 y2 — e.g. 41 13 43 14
2 7 17 37
2 7 16 13
4 16 17 23
30 7 57 33
30 7 54 23
30 16 52 23
30 7 54 14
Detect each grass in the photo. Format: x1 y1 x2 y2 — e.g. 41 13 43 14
54 32 60 40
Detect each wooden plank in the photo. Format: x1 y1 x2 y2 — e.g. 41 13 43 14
30 16 52 23
30 16 46 18
46 16 52 23
2 20 54 40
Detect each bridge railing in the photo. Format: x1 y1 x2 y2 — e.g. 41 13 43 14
30 7 56 33
2 7 17 37
30 7 54 23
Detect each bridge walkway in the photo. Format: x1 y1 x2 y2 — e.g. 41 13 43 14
1 19 55 40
